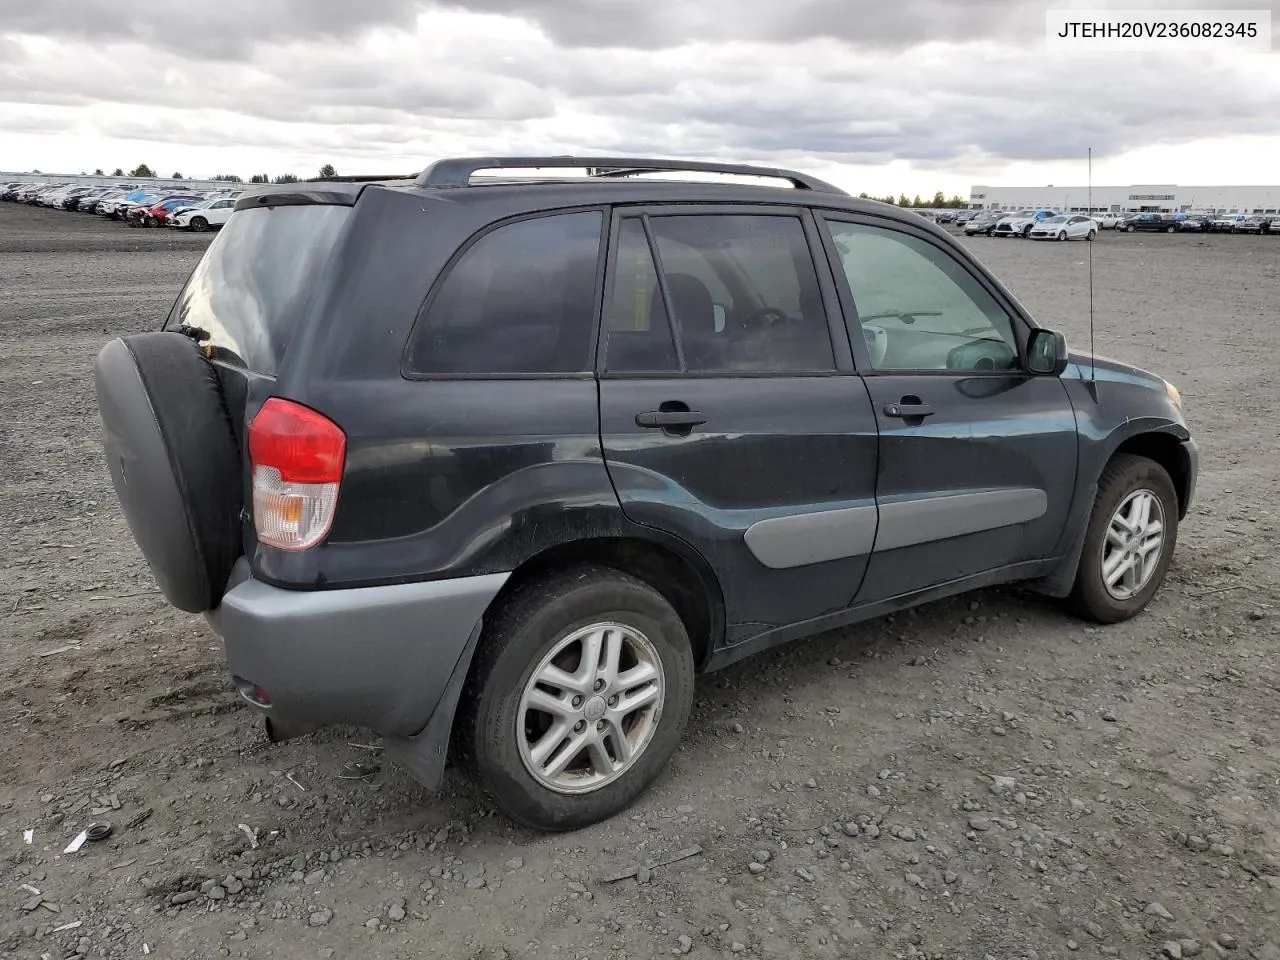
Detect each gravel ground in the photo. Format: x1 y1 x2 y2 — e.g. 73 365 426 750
2 201 1279 960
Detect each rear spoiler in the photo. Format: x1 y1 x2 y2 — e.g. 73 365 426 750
233 176 417 211
233 184 368 211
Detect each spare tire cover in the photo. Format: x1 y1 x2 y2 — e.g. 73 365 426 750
94 331 243 613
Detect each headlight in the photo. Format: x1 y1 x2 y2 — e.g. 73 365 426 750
1164 379 1182 409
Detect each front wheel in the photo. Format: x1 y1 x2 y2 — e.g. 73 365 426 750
190 216 209 232
1057 231 1067 241
1067 454 1179 624
456 565 696 831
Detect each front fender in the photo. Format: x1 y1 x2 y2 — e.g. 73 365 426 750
1034 373 1197 597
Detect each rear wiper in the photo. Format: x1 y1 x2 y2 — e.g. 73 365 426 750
859 309 942 325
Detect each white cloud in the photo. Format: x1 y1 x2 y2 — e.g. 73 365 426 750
1 0 1277 192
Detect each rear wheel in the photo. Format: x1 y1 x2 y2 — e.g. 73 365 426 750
456 565 696 831
1087 229 1097 241
1067 454 1179 624
1166 225 1176 233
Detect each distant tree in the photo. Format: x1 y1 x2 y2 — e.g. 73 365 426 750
131 163 154 178
274 173 300 183
172 172 183 179
912 194 923 207
932 191 946 207
94 168 104 176
318 163 337 178
250 174 268 184
212 173 243 182
898 193 911 207
947 194 966 208
31 168 41 174
111 167 124 177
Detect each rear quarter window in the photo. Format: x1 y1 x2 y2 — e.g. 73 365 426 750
165 204 352 376
404 210 605 376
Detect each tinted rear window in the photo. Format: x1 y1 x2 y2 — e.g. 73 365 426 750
404 210 604 376
165 204 351 375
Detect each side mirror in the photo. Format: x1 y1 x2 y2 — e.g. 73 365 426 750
1026 328 1069 376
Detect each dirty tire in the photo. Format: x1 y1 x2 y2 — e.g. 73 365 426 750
1067 453 1179 624
190 216 209 233
93 331 243 613
456 565 696 832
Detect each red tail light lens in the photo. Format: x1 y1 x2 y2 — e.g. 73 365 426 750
248 398 346 551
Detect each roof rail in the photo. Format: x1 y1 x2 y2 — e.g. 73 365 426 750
415 156 848 195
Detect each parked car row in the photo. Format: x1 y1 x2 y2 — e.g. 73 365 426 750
951 206 1280 240
1114 212 1279 233
955 209 1104 241
1 181 243 232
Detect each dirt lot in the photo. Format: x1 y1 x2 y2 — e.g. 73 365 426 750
2 200 1279 960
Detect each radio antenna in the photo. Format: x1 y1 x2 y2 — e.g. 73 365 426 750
1087 146 1097 389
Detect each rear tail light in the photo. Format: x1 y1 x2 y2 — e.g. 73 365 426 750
248 398 346 552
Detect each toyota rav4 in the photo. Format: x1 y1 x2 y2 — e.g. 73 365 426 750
94 156 1198 832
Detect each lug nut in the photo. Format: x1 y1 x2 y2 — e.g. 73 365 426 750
593 679 605 692
574 720 586 732
572 695 584 708
608 695 618 708
596 720 606 731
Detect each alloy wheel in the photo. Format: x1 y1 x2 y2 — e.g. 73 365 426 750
516 621 665 795
1100 489 1165 600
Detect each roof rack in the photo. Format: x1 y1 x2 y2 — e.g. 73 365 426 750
414 156 848 195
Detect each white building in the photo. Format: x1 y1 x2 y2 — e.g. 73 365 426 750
968 184 1280 216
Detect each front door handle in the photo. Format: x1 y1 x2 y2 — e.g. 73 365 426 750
636 410 707 429
883 401 935 419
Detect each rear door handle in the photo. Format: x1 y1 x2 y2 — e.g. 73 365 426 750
883 402 934 418
636 410 708 428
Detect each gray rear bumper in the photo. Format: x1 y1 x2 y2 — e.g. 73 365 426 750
205 560 508 738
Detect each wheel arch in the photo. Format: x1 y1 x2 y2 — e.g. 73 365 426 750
1031 425 1193 598
1109 430 1193 520
483 533 725 672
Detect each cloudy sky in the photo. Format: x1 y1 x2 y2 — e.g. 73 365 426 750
1 0 1277 195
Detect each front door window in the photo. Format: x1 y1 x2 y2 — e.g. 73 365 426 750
824 221 1020 373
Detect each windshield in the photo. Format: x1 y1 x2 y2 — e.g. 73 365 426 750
165 203 352 375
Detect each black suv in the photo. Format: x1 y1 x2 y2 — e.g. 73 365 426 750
94 156 1198 832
